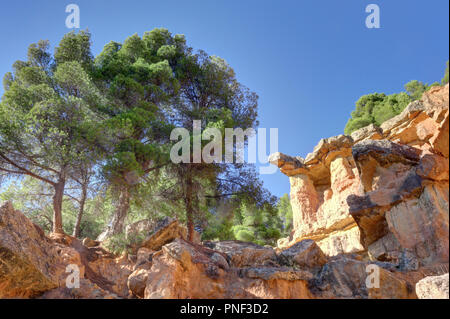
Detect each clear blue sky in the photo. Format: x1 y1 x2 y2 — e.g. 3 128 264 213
0 0 448 198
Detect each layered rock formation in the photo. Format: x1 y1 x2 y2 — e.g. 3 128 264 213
269 84 449 297
0 199 418 299
270 84 449 267
0 201 133 299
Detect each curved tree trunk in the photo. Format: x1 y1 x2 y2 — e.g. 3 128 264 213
52 178 66 234
97 186 130 241
72 185 87 238
185 170 195 241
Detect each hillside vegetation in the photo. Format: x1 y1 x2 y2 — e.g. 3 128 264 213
344 61 449 135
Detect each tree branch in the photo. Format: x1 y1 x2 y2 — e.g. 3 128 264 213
0 153 56 186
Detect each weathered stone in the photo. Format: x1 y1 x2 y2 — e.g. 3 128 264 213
211 253 230 271
430 111 449 157
0 202 82 298
82 237 100 248
416 153 449 181
88 255 133 297
269 84 449 296
310 258 413 299
203 240 278 268
240 267 313 281
385 184 449 267
315 226 364 257
368 232 401 262
141 217 187 251
268 152 306 176
352 140 421 192
287 155 365 256
279 239 327 269
144 239 312 299
381 84 449 154
277 237 290 249
39 278 119 299
133 247 154 271
416 273 449 299
128 268 149 298
351 124 383 143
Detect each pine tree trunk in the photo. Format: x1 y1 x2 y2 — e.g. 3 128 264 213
52 179 65 234
72 185 87 238
97 185 130 241
185 170 195 241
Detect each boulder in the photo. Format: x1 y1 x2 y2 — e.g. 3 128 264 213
203 240 278 267
140 217 199 251
415 273 449 299
351 140 421 193
88 255 133 297
128 268 149 298
133 247 154 271
144 239 312 299
82 237 100 248
416 153 449 181
350 124 383 143
310 257 413 299
278 239 327 270
0 201 83 298
39 278 119 299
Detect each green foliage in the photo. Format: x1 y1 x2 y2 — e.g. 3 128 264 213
202 198 284 246
277 194 293 237
344 62 449 135
442 61 449 85
1 28 278 244
0 30 108 233
372 92 411 125
0 177 109 238
233 226 255 242
55 30 93 71
95 30 177 190
102 233 146 255
404 80 429 101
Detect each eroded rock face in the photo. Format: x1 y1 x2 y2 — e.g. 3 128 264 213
311 257 414 299
128 268 149 298
1 198 444 299
278 239 327 270
143 239 312 299
270 84 449 271
88 255 133 297
0 202 82 298
415 273 449 299
0 201 133 299
139 217 202 251
203 240 278 268
39 279 119 299
271 150 366 256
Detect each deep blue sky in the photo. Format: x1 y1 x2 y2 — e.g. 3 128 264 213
0 0 448 198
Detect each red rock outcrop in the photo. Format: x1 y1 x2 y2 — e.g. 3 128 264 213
142 238 313 299
0 200 416 299
0 201 133 299
0 202 83 298
270 84 449 284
